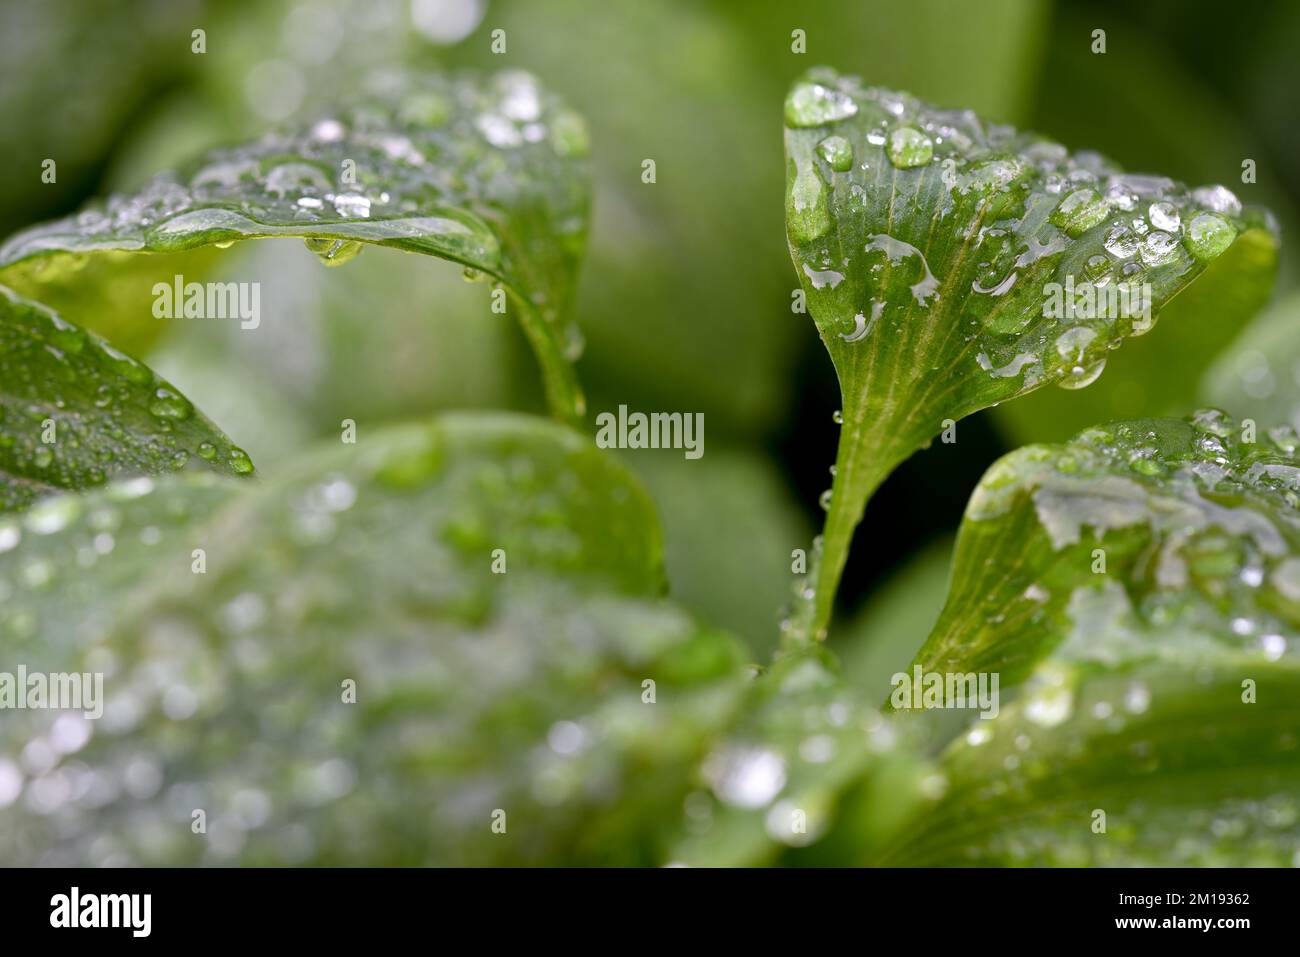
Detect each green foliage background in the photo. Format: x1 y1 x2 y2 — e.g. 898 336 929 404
1 0 1298 865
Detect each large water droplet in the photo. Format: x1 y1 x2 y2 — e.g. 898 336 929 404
1139 230 1180 267
817 135 854 172
1184 212 1237 262
304 238 364 267
1148 201 1181 233
1050 188 1109 237
1103 224 1138 259
149 387 193 421
886 127 934 168
1192 184 1242 216
785 82 858 128
227 448 255 475
1057 356 1106 389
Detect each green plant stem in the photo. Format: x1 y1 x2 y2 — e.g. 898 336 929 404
798 399 901 645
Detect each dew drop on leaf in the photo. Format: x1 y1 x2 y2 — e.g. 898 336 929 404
886 127 933 168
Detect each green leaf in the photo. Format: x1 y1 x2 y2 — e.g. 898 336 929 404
0 70 592 421
914 411 1300 682
146 236 531 471
670 651 937 867
0 412 751 865
882 662 1300 865
883 412 1300 864
784 68 1276 642
625 447 812 659
830 537 953 704
993 224 1278 444
0 285 252 511
1202 289 1300 433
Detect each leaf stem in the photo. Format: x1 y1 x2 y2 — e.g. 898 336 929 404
789 398 901 647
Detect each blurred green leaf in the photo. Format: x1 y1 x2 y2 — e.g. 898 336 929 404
884 412 1300 864
0 0 222 233
0 285 251 511
0 412 759 865
671 651 936 866
1202 289 1300 432
831 537 953 704
0 70 592 421
883 662 1300 865
625 447 811 659
784 67 1276 642
440 0 1047 439
147 238 532 470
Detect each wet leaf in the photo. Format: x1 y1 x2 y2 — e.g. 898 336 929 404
830 537 953 703
882 661 1300 865
884 412 1300 864
626 447 812 659
671 652 936 866
914 411 1300 681
0 412 751 865
0 70 592 421
784 68 1276 641
1202 289 1300 434
0 285 252 511
993 224 1278 444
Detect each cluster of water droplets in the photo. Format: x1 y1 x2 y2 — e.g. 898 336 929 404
970 410 1300 667
0 69 590 286
0 291 252 509
783 67 1273 406
683 655 938 861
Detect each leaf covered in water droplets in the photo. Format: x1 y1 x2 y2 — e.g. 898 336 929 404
783 67 1276 641
671 651 936 866
0 70 592 421
886 411 1300 864
0 412 752 865
0 286 252 511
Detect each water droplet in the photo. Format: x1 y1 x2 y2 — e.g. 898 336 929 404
1139 230 1180 267
227 448 255 475
785 82 858 127
801 263 844 289
331 193 371 218
1103 224 1138 259
1184 212 1236 262
263 162 331 199
1055 326 1098 362
886 127 934 168
832 410 843 424
1192 184 1242 216
816 135 854 172
1057 357 1106 390
197 442 217 461
149 387 193 420
1148 201 1181 232
819 489 833 510
704 745 787 808
1050 188 1109 237
304 238 363 267
788 156 831 242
